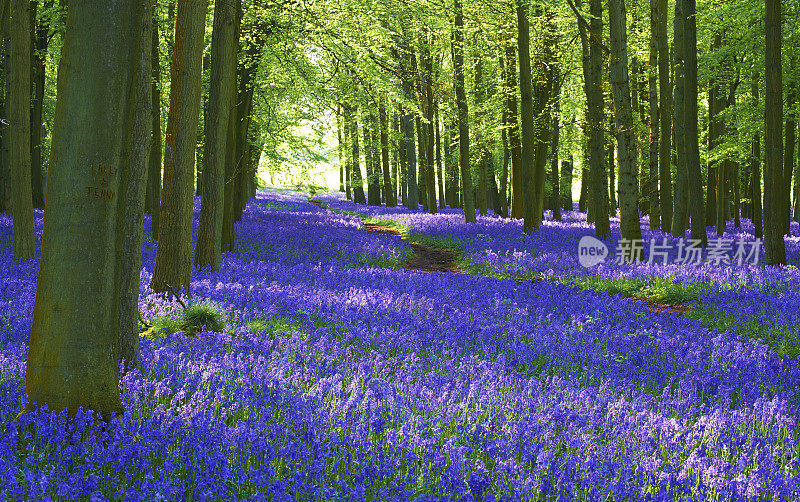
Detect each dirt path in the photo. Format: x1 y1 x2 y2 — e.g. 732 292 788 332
312 198 691 312
362 222 459 273
630 296 692 315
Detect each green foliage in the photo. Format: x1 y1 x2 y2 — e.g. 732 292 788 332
142 302 226 340
181 302 226 335
567 275 706 305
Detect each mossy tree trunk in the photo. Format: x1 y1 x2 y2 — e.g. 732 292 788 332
453 0 473 222
146 12 162 240
26 0 149 417
764 0 786 264
9 0 35 260
194 0 239 270
151 0 208 294
609 0 641 241
683 0 705 245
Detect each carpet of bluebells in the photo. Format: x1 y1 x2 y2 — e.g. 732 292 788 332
0 189 799 500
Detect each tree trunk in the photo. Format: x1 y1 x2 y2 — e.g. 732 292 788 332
655 0 672 231
607 138 616 215
194 0 238 270
221 95 237 250
26 0 146 417
151 0 208 294
379 96 395 207
29 0 46 209
517 0 538 230
732 160 740 228
435 105 445 210
609 0 641 241
632 57 647 215
500 108 510 217
562 158 574 211
671 0 687 237
402 95 418 209
345 105 352 200
337 108 344 193
116 0 154 368
233 65 255 222
146 13 162 240
503 41 523 219
422 34 437 214
0 0 11 214
391 110 399 203
348 105 366 204
647 1 660 229
532 14 554 223
9 0 35 260
365 114 380 206
682 0 705 245
783 59 796 235
396 104 407 204
550 111 561 221
752 75 763 239
794 120 800 225
453 0 474 222
473 49 488 216
588 0 609 237
416 115 428 211
764 0 786 264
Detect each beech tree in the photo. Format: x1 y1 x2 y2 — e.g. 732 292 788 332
9 0 35 260
195 0 240 269
453 0 474 223
152 0 209 293
26 0 151 416
763 0 786 265
608 0 641 241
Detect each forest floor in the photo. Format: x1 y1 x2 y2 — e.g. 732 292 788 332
1 188 800 499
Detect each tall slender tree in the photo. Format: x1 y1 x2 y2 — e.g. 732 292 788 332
682 0 705 245
655 0 672 231
146 12 162 240
671 0 687 237
647 0 660 229
609 0 641 241
763 0 786 265
194 0 239 269
517 0 537 230
589 0 610 236
9 0 35 260
453 0 474 222
152 0 209 294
